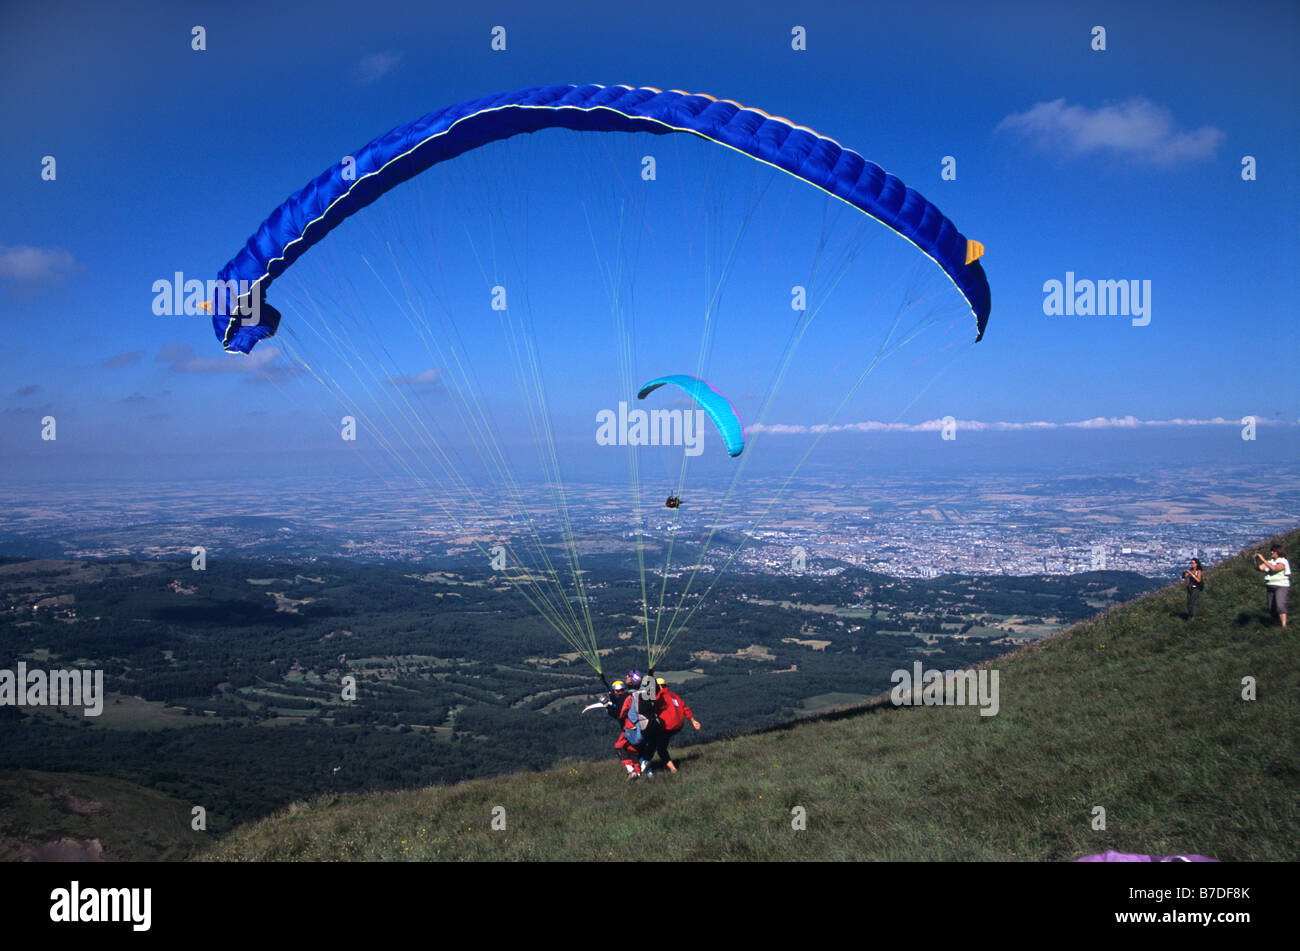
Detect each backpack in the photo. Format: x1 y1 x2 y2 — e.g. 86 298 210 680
658 691 685 731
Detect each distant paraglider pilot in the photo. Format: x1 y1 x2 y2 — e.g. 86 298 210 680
665 495 681 509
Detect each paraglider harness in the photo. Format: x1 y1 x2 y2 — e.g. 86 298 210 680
600 673 658 746
665 495 681 509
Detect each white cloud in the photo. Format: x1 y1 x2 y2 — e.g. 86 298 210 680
387 368 442 387
156 343 300 381
101 351 144 368
355 51 402 85
0 245 79 283
748 416 1257 435
996 98 1223 164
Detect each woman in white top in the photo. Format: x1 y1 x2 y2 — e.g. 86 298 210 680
1253 544 1290 628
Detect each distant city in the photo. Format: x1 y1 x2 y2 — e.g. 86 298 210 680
2 456 1293 581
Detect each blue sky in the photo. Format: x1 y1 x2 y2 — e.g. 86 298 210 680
1 0 1297 482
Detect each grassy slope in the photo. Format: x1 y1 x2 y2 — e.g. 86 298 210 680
203 530 1299 861
0 769 208 861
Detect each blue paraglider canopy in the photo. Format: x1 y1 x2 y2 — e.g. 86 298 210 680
212 84 990 354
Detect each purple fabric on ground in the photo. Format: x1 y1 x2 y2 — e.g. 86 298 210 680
1077 851 1217 862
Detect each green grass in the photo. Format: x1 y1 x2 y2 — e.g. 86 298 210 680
0 769 208 861
202 529 1299 862
24 692 198 731
655 669 707 683
800 692 871 712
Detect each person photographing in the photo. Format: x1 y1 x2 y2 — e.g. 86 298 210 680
1253 545 1290 629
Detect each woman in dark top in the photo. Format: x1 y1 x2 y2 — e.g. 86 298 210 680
1182 557 1204 620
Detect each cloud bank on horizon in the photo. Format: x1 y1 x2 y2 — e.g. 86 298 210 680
750 416 1292 435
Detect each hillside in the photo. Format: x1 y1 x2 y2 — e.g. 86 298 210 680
203 530 1299 861
0 769 207 861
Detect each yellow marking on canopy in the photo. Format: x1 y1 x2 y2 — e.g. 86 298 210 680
965 240 985 265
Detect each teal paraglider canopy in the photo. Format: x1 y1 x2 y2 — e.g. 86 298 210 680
637 375 744 458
